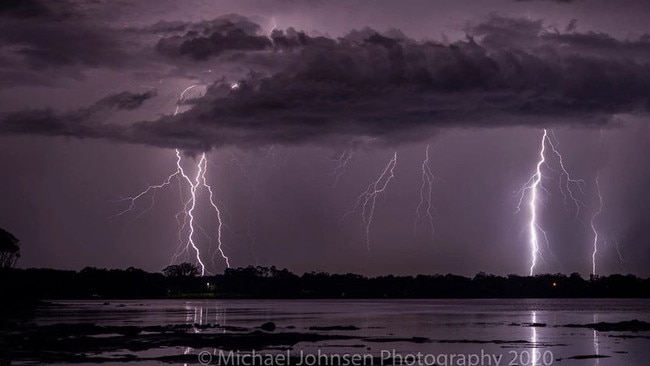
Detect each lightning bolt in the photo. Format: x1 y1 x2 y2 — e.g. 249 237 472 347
342 152 398 250
183 154 208 275
111 170 178 219
174 84 203 115
612 237 625 264
548 131 587 218
604 235 626 273
267 17 278 43
114 84 231 275
330 150 353 188
517 129 549 276
198 154 230 269
517 129 588 276
590 172 603 277
414 144 435 242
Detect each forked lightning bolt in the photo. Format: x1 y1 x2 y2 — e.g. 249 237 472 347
342 152 398 250
548 131 586 218
517 129 588 276
591 172 603 277
414 144 435 242
169 152 230 275
180 153 208 275
114 84 230 275
198 154 229 269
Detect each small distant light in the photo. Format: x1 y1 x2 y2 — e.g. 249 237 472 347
230 82 240 90
552 282 557 287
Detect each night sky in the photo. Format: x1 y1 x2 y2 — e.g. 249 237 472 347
1 0 650 277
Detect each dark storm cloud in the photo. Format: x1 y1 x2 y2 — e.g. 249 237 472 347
124 15 650 150
3 14 650 150
0 0 133 86
565 18 578 33
151 14 273 60
0 0 75 19
94 90 157 111
471 16 650 59
0 91 155 137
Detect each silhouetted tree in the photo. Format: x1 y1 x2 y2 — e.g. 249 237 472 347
0 227 20 269
163 262 199 277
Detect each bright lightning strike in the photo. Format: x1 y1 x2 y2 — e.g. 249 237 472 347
111 85 202 220
184 154 208 275
517 129 549 276
114 84 231 275
516 129 588 276
591 172 603 277
342 152 398 250
414 144 435 242
198 154 230 269
174 84 203 115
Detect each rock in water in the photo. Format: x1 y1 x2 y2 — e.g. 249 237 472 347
260 322 276 332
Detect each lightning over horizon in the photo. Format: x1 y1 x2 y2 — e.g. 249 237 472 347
517 129 604 276
517 129 549 276
113 85 231 275
4 0 650 282
548 131 587 219
330 150 353 188
342 152 398 250
591 172 603 277
414 144 435 243
198 154 229 269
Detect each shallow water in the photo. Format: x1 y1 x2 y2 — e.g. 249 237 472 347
27 299 650 365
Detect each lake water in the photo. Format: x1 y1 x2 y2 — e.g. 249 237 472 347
27 299 650 365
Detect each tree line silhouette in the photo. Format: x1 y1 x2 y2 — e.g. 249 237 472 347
2 264 650 302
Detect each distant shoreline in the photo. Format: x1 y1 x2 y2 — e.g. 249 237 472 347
2 266 649 302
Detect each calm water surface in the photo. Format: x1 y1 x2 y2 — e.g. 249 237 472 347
32 299 650 366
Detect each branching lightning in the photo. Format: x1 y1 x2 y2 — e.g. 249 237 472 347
183 154 208 275
330 150 353 188
590 172 603 277
414 144 435 242
517 129 591 276
548 131 587 218
112 172 177 219
114 84 231 275
342 152 398 250
198 154 230 269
